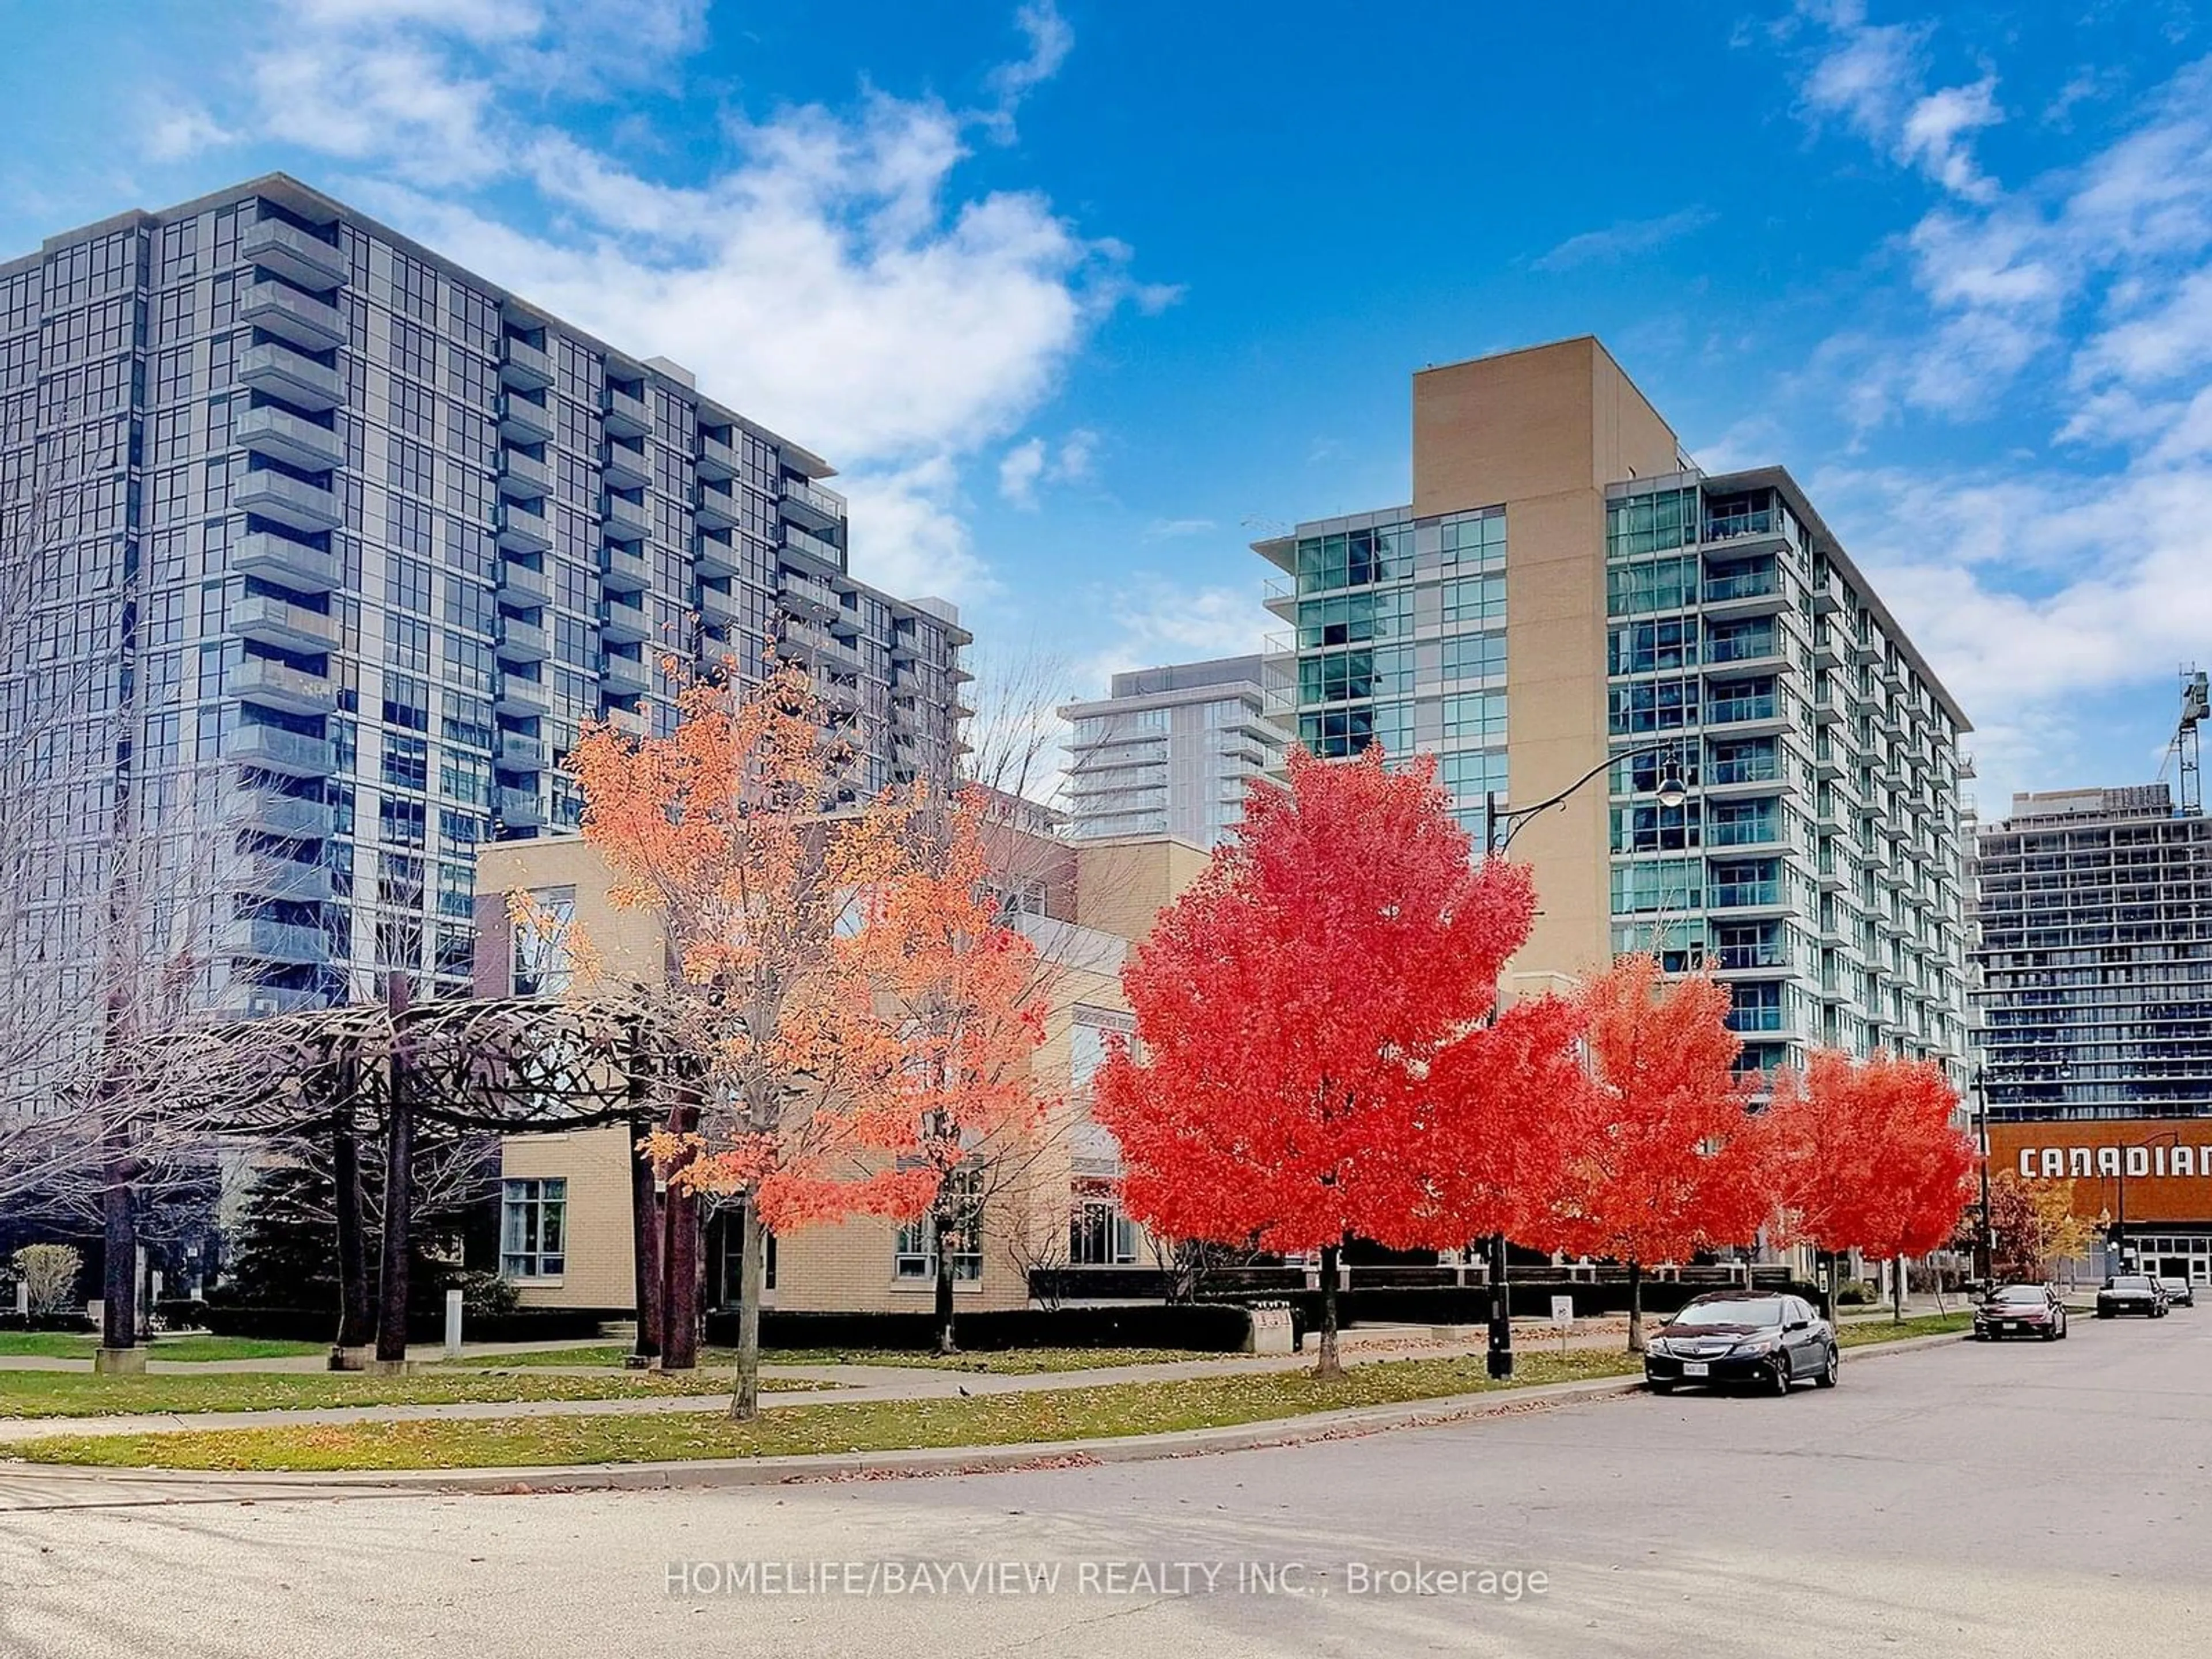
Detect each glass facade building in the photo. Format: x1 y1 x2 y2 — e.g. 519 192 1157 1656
1255 339 1969 1078
0 173 970 1055
1058 655 1288 847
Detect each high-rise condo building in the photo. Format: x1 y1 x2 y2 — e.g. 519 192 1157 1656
1058 656 1287 847
0 174 969 1055
1255 336 1971 1075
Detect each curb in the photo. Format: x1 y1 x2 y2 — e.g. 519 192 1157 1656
5 1331 1971 1502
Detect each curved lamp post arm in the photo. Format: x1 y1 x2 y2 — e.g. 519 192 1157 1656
1487 741 1686 855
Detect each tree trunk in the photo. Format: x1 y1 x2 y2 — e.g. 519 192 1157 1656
99 1126 135 1351
1893 1253 1907 1324
661 1167 699 1372
933 1200 959 1357
332 1112 372 1353
627 1114 662 1365
1627 1259 1645 1354
728 1198 766 1421
1315 1239 1343 1379
374 976 415 1368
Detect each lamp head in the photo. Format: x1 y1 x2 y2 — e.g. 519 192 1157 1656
1654 756 1689 812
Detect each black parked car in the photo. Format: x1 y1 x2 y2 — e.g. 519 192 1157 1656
1974 1283 2067 1340
2095 1275 2169 1317
2158 1277 2196 1309
1644 1293 1839 1395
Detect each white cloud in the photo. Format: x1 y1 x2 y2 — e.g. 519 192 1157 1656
997 438 1047 507
1074 577 1272 696
145 102 232 163
1144 517 1216 539
1796 1 2003 201
177 1 1150 602
1535 207 1715 272
995 429 1096 507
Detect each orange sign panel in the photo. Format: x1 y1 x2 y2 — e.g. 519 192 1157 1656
1987 1121 2212 1225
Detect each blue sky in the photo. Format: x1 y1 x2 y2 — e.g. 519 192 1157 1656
3 0 2211 813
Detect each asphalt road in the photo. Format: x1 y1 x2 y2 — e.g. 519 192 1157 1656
1 1313 2205 1658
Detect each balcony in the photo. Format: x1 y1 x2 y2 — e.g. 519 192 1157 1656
498 391 555 445
239 340 343 412
601 542 650 592
228 787 334 841
232 531 340 594
500 336 554 389
497 499 552 554
498 558 552 605
779 618 858 669
229 856 332 905
497 786 546 830
599 594 650 643
1713 941 1790 972
498 449 553 500
695 480 741 529
237 466 340 533
241 279 346 350
1725 1002 1789 1034
603 493 650 541
779 475 845 531
497 733 549 772
600 654 651 697
218 916 331 967
495 615 550 664
699 585 742 628
236 403 342 471
1704 630 1784 668
696 432 740 480
778 565 843 621
495 672 552 718
602 704 649 737
1709 879 1785 911
229 654 335 715
229 723 334 777
604 384 651 437
1703 507 1787 546
241 217 347 291
695 528 740 578
602 437 650 490
781 522 843 573
1700 567 1788 619
232 592 338 654
1706 694 1781 729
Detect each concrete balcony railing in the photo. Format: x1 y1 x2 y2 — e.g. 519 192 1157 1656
695 528 740 578
598 594 651 643
498 391 555 445
232 531 341 594
780 522 843 571
497 499 552 553
779 474 845 529
498 449 554 499
696 432 740 479
601 437 650 490
497 733 549 772
228 856 334 905
237 467 341 533
600 654 651 697
228 723 334 777
241 278 346 350
604 384 652 436
228 787 335 841
497 786 546 829
601 543 650 592
695 481 741 529
602 493 650 541
238 341 343 412
229 654 336 716
498 558 552 605
241 217 347 290
218 916 331 966
500 337 553 389
495 673 552 717
495 615 551 664
231 592 339 654
236 403 342 471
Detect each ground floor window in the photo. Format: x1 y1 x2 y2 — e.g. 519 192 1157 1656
1070 1181 1138 1264
715 1213 777 1299
895 1169 982 1281
501 1177 566 1279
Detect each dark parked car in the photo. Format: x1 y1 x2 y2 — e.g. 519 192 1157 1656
2158 1277 2196 1309
2096 1275 2169 1317
1644 1293 1838 1395
1974 1283 2067 1340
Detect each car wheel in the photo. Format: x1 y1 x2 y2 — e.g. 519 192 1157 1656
1768 1358 1791 1396
2058 1315 2068 1339
2041 1320 2058 1341
1815 1345 1839 1388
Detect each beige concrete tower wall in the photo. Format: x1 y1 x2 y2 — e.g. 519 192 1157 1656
1411 338 1680 993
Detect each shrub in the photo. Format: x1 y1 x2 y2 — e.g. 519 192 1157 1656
154 1298 210 1331
1835 1279 1877 1306
703 1303 1253 1354
10 1244 82 1317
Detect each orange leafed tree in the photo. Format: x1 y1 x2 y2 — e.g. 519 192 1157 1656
569 658 1042 1413
1765 1050 1974 1321
1530 956 1769 1352
1094 746 1542 1377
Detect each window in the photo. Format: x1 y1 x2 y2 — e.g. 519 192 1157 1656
501 1179 566 1279
893 1168 982 1281
1070 1182 1138 1265
512 884 575 994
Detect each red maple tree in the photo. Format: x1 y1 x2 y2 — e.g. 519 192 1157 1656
1094 746 1539 1376
1529 956 1769 1351
1766 1050 1972 1321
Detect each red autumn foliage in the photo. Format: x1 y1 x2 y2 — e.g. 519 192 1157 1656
1093 747 1546 1259
1530 955 1769 1268
1766 1050 1974 1267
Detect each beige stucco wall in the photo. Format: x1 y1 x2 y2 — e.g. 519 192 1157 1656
1411 336 1680 994
477 828 1198 1315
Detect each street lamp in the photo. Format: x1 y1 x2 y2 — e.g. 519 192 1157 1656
1971 1067 1993 1286
1474 741 1690 1379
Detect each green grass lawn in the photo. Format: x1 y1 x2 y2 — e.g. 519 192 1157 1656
442 1344 1246 1375
1835 1312 1973 1348
0 1332 332 1363
0 1367 820 1421
10 1349 1646 1472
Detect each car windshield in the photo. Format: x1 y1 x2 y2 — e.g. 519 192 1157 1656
1992 1287 2044 1304
2108 1277 2154 1291
1668 1298 1782 1327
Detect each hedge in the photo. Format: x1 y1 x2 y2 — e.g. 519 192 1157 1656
0 1312 95 1333
1248 1279 1828 1332
701 1303 1254 1354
